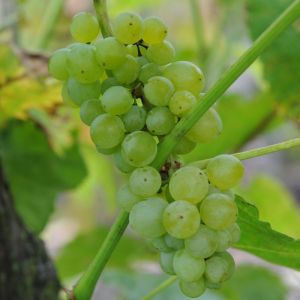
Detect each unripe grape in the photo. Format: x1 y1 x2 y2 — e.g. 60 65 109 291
146 40 175 65
179 278 206 298
150 235 172 253
121 105 147 132
116 184 142 212
160 251 176 275
173 137 196 155
48 48 70 80
112 55 140 84
169 90 197 117
80 99 103 125
113 150 134 173
139 63 162 84
142 16 168 44
164 234 184 251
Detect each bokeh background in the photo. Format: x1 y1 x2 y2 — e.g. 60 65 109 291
0 0 300 299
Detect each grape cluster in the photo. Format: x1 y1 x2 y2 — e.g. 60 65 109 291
49 11 245 298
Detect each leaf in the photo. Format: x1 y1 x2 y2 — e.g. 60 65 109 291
238 175 300 238
235 195 300 270
246 0 300 114
220 264 287 300
0 120 87 233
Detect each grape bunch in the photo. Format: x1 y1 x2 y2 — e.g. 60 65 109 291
49 10 245 298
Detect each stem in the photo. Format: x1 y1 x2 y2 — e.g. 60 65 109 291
35 0 64 49
151 0 300 170
94 0 113 37
192 138 300 169
142 276 177 300
73 211 129 300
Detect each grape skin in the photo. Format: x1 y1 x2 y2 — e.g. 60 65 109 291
146 40 175 65
80 99 103 125
142 16 168 45
179 278 206 298
116 185 142 212
160 251 176 275
48 48 70 80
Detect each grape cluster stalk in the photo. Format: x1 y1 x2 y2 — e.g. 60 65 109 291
49 11 245 298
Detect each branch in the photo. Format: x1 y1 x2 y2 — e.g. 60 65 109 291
94 0 113 37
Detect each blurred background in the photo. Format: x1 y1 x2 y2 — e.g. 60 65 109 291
0 0 300 299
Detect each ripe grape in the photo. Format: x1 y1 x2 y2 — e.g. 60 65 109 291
121 105 147 132
169 90 197 117
143 16 168 44
207 154 244 190
129 197 168 238
139 63 162 84
163 200 200 239
164 234 184 250
227 223 241 244
160 251 176 275
173 137 196 155
179 278 206 298
216 229 232 252
80 99 103 125
129 166 161 197
100 77 120 94
215 251 235 281
116 184 142 212
48 48 70 80
113 150 134 173
146 40 175 65
150 235 172 253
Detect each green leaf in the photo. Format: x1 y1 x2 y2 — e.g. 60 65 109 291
238 175 300 238
246 0 300 112
0 121 87 233
220 264 287 300
235 195 300 270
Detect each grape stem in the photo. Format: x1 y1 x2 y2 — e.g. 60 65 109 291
142 276 178 300
71 1 300 299
191 138 300 168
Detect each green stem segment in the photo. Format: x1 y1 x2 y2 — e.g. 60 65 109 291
73 211 129 300
142 276 178 300
94 0 113 37
151 0 300 170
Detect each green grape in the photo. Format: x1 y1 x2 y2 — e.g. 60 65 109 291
121 131 157 167
90 114 125 149
116 184 142 212
163 61 205 95
144 76 174 106
150 235 172 252
139 63 162 84
129 197 168 238
179 278 206 298
146 107 176 135
112 12 143 44
227 223 241 244
146 40 175 65
168 90 197 117
101 86 133 115
129 166 162 197
48 48 70 80
126 44 138 57
143 16 167 45
205 278 221 290
70 12 99 43
61 82 77 107
164 234 184 250
216 229 232 252
186 108 223 143
173 250 205 282
95 37 127 70
160 251 176 275
163 200 200 239
67 78 101 106
207 154 244 190
67 43 103 84
113 149 135 173
207 185 235 200
169 166 209 204
100 77 120 94
200 193 237 230
80 99 103 125
173 137 196 155
96 144 119 155
121 105 147 132
215 251 235 281
136 56 148 67
185 225 218 258
112 55 140 84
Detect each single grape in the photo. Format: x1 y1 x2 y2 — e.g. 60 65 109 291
112 12 143 44
207 154 244 190
146 40 175 65
129 197 168 238
80 99 103 125
100 77 120 94
136 56 148 67
168 90 197 117
164 234 184 250
129 166 162 197
67 43 103 83
144 76 174 106
150 235 172 253
185 225 218 258
179 278 206 298
126 44 139 57
90 114 125 149
121 105 147 132
186 108 223 143
173 250 205 282
70 12 99 43
169 166 209 204
207 185 235 200
173 137 196 155
61 82 77 107
48 48 70 80
163 61 205 95
96 144 119 155
163 200 200 239
138 63 162 84
142 16 168 44
227 223 241 244
205 278 221 290
121 131 157 167
200 193 237 230
112 55 140 84
146 107 176 135
214 251 235 281
95 37 127 70
116 184 142 212
216 229 232 252
113 149 135 173
67 78 101 106
160 251 176 275
101 86 133 115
